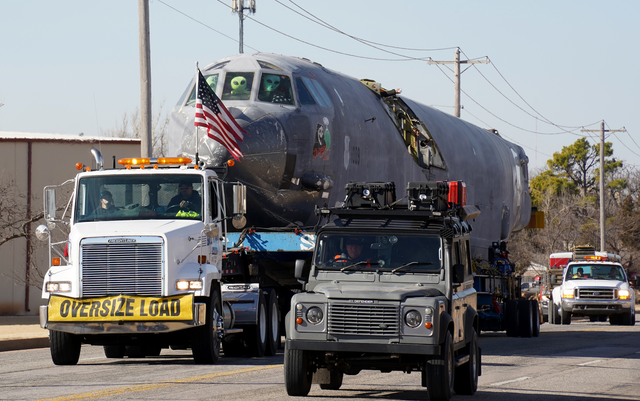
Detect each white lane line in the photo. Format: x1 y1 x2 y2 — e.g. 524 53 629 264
489 376 531 386
578 359 603 366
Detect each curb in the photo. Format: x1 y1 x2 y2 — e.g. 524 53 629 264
0 338 49 352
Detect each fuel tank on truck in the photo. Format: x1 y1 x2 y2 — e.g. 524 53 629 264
168 53 531 256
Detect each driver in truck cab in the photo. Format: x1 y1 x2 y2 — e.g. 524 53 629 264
168 181 201 213
335 237 367 263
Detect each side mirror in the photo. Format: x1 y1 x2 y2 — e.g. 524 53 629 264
44 187 56 221
294 259 311 285
233 184 246 215
453 263 465 284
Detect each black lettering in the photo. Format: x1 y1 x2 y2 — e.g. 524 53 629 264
71 301 81 318
60 300 70 318
115 298 125 317
150 300 159 316
159 299 170 316
100 299 111 317
80 302 89 317
89 301 100 318
125 298 135 317
170 299 180 316
140 300 148 317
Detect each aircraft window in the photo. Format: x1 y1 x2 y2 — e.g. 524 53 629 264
301 77 332 108
207 61 230 70
221 72 254 101
186 73 219 106
258 74 294 105
257 60 282 70
295 78 316 105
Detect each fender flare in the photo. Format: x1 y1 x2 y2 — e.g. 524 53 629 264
438 312 453 344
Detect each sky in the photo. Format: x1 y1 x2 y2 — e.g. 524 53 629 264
1 0 638 172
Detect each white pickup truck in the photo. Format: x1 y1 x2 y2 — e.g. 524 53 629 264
549 257 635 325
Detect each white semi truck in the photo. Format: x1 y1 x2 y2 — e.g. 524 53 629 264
36 148 256 365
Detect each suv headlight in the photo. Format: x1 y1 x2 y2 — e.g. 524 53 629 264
306 306 324 324
618 289 630 300
404 309 422 328
562 289 575 299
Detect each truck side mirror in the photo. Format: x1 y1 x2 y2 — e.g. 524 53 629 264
295 259 309 284
453 263 465 284
231 184 247 229
44 187 56 221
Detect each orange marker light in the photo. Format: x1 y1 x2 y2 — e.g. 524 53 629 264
425 322 432 329
296 317 303 325
75 163 83 170
227 159 235 167
52 257 61 266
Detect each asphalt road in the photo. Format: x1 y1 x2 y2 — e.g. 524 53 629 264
2 317 640 401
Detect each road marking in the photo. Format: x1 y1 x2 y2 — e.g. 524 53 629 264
35 364 284 401
489 376 531 386
578 359 603 366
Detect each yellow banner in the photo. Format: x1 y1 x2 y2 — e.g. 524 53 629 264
48 294 193 322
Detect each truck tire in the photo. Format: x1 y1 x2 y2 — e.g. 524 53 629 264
505 300 519 337
560 305 571 325
319 369 344 390
50 330 81 366
453 328 478 395
284 347 313 396
425 330 454 401
518 300 533 337
265 288 281 356
610 314 621 325
621 308 636 326
244 290 267 357
551 300 561 325
104 345 125 358
192 286 223 364
531 300 540 337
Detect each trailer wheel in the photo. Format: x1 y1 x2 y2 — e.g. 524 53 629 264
531 300 540 337
284 347 313 396
244 290 267 357
518 300 533 337
104 345 125 358
192 285 222 364
425 330 454 401
265 288 281 356
505 300 519 337
50 330 81 366
453 328 478 395
319 369 344 390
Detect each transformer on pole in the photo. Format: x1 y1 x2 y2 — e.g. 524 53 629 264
231 0 256 54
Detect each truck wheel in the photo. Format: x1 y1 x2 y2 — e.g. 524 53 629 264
560 305 571 325
50 330 81 366
284 347 313 396
426 330 454 401
531 300 540 337
621 308 635 326
104 345 125 358
319 369 344 390
518 300 533 337
610 314 621 325
505 300 519 337
453 328 478 395
265 288 281 356
552 301 562 325
192 286 223 364
245 290 268 357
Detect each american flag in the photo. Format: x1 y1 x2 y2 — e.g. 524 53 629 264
194 69 245 160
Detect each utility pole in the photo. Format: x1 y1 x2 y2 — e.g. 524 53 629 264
581 121 626 252
138 0 152 158
427 49 489 118
231 0 256 54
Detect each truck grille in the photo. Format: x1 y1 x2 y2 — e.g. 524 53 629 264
577 288 615 300
328 303 399 336
81 238 164 297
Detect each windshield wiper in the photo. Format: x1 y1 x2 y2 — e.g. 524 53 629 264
392 262 433 274
340 261 380 272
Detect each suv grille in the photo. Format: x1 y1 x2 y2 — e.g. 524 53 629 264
328 303 399 335
577 287 615 300
81 238 164 297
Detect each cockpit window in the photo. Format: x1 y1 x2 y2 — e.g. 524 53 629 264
301 77 332 108
258 74 294 105
186 73 219 106
296 78 316 105
222 72 254 101
257 60 282 70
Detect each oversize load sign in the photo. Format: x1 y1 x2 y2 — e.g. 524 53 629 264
48 294 193 322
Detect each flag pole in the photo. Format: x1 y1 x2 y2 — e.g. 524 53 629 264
194 61 200 166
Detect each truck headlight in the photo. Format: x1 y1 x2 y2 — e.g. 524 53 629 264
306 306 324 324
46 282 72 293
176 280 203 291
404 309 422 328
618 289 630 300
562 289 575 299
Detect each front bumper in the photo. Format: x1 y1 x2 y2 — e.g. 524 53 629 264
286 338 440 355
561 299 632 315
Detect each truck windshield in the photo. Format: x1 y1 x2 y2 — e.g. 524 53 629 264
314 233 441 273
567 264 624 280
75 174 204 223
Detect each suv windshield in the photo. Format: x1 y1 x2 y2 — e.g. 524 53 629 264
75 174 204 222
566 264 625 280
315 233 441 273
